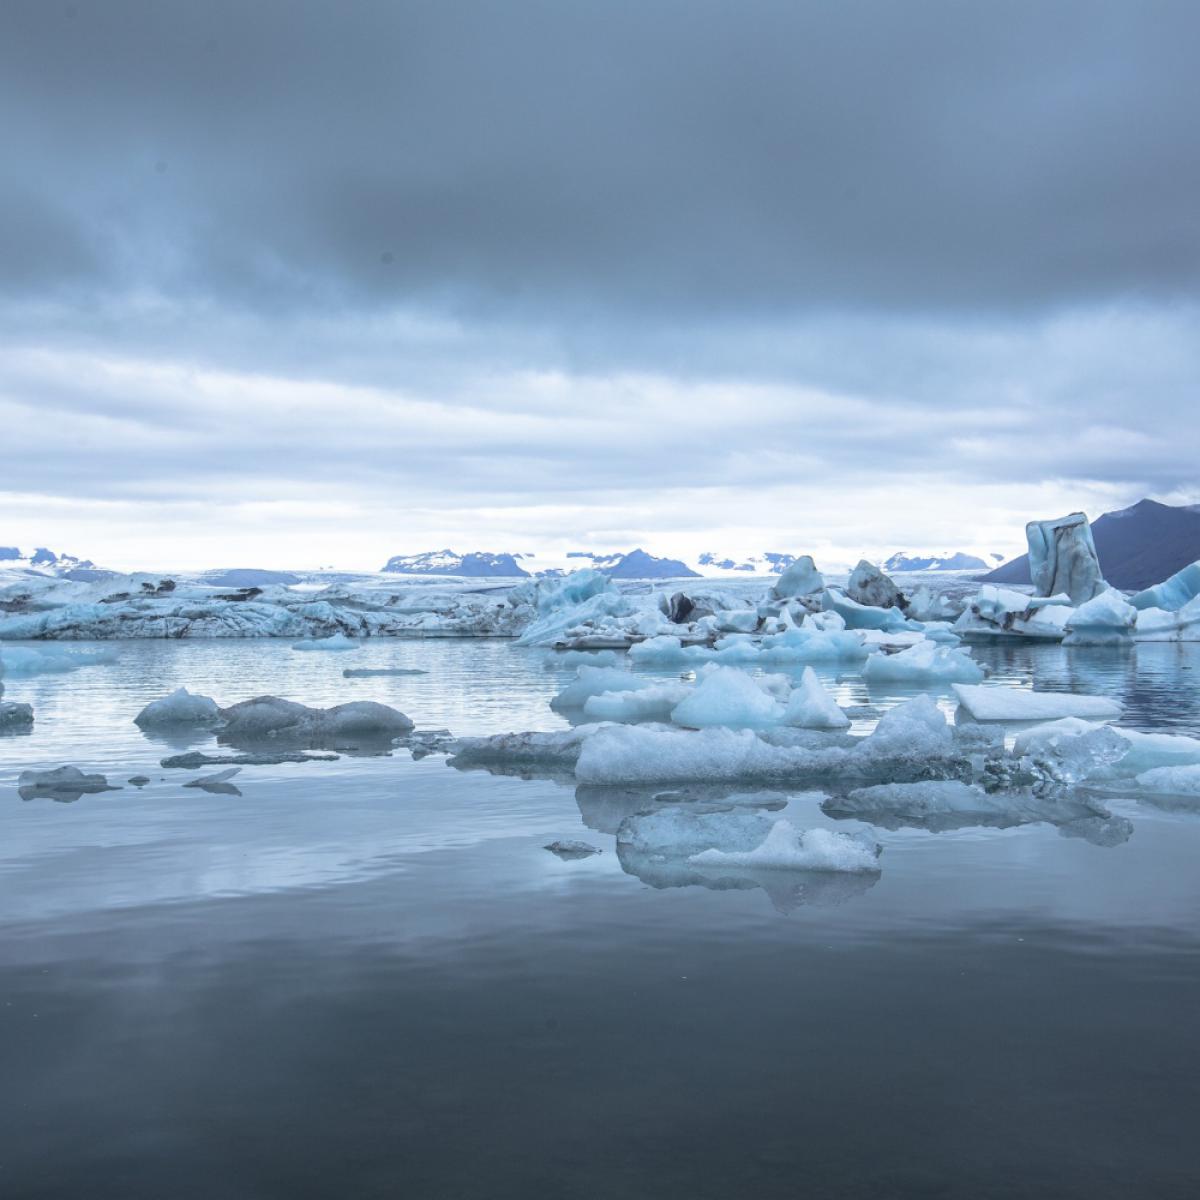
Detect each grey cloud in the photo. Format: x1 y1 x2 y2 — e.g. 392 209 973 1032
3 0 1200 321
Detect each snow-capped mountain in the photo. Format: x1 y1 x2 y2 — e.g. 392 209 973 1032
698 551 798 575
883 551 991 572
0 546 112 580
561 549 700 578
380 549 531 577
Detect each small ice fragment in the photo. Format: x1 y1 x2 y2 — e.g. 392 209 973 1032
134 687 221 728
782 667 850 730
291 632 362 651
544 840 602 859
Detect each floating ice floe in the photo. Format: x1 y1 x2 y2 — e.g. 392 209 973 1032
0 644 117 674
862 640 983 684
342 667 428 676
17 765 117 798
688 819 881 873
955 586 1075 641
952 683 1122 721
134 687 222 728
291 632 362 651
161 749 340 767
218 696 414 738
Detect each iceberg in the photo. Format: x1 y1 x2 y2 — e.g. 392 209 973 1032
781 667 851 730
1062 588 1137 646
845 560 906 610
952 683 1122 721
862 640 984 684
1129 560 1200 612
834 780 997 820
769 555 824 600
822 589 915 632
291 632 362 651
133 687 222 728
1026 512 1107 604
688 819 881 873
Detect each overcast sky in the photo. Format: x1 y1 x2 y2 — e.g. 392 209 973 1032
3 0 1198 571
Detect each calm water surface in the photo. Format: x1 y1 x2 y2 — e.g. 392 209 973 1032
1 636 1199 1198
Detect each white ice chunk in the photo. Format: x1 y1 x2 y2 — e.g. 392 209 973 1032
822 589 915 632
689 819 880 873
551 665 648 709
1134 765 1200 795
584 683 692 722
862 640 984 684
1062 588 1137 646
952 683 1121 721
782 667 850 730
133 687 222 728
859 694 954 758
17 765 113 793
575 725 849 784
670 667 784 729
0 644 117 675
1133 595 1200 641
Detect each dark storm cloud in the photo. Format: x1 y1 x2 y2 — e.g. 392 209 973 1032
3 0 1200 319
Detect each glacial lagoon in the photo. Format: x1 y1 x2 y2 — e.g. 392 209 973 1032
2 633 1200 1198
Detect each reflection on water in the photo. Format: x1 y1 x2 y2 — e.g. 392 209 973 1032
2 636 1200 1197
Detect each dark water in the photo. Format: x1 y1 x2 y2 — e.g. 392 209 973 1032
2 637 1199 1198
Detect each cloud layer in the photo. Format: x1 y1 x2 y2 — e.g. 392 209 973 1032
2 1 1198 568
